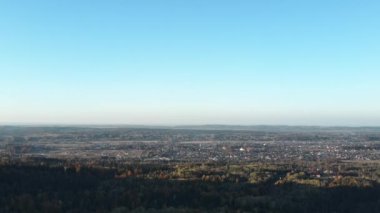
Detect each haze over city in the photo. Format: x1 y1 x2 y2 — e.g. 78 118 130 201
1 0 380 125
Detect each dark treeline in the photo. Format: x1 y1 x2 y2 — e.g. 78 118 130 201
1 165 380 213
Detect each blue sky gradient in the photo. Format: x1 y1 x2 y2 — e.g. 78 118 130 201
1 0 380 125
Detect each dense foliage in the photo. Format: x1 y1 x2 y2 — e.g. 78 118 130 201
1 165 380 213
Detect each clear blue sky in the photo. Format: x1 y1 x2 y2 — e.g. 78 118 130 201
1 0 380 125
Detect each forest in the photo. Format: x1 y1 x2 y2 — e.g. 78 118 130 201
1 164 380 213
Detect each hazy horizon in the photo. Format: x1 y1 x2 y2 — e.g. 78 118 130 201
1 1 380 125
1 122 380 129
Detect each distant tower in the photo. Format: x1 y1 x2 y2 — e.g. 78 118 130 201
6 143 14 164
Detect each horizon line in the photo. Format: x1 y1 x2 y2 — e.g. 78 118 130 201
1 123 380 128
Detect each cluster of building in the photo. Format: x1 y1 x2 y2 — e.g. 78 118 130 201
1 138 380 165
